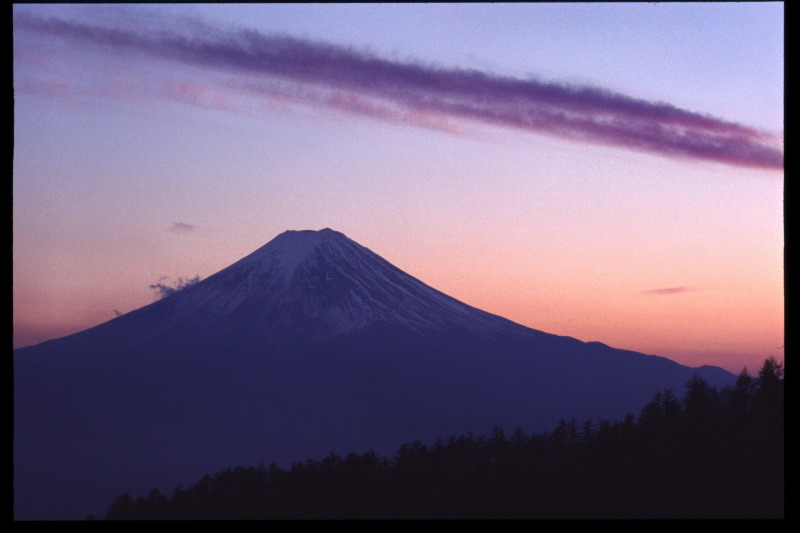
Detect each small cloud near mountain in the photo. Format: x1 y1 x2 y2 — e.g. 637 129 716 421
149 275 201 299
169 222 195 234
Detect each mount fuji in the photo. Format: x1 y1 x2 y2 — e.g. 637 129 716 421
14 228 735 520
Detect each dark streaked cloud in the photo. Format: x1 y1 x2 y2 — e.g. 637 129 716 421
14 12 783 169
643 287 693 295
169 222 196 234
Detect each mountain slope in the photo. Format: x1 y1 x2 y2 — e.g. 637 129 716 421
14 228 734 520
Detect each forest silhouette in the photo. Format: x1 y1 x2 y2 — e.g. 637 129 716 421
100 358 783 520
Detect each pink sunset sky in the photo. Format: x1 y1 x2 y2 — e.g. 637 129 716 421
13 4 783 374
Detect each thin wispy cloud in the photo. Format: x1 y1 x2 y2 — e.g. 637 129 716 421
643 287 693 295
16 76 71 97
169 222 196 234
15 11 783 169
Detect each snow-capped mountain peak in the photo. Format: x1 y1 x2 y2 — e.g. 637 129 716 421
138 228 521 341
238 228 344 274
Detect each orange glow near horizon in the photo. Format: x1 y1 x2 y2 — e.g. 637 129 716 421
12 4 783 377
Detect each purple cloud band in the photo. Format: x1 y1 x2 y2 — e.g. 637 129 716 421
15 12 783 169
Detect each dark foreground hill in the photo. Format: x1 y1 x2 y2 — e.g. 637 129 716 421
14 228 735 520
103 360 783 519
